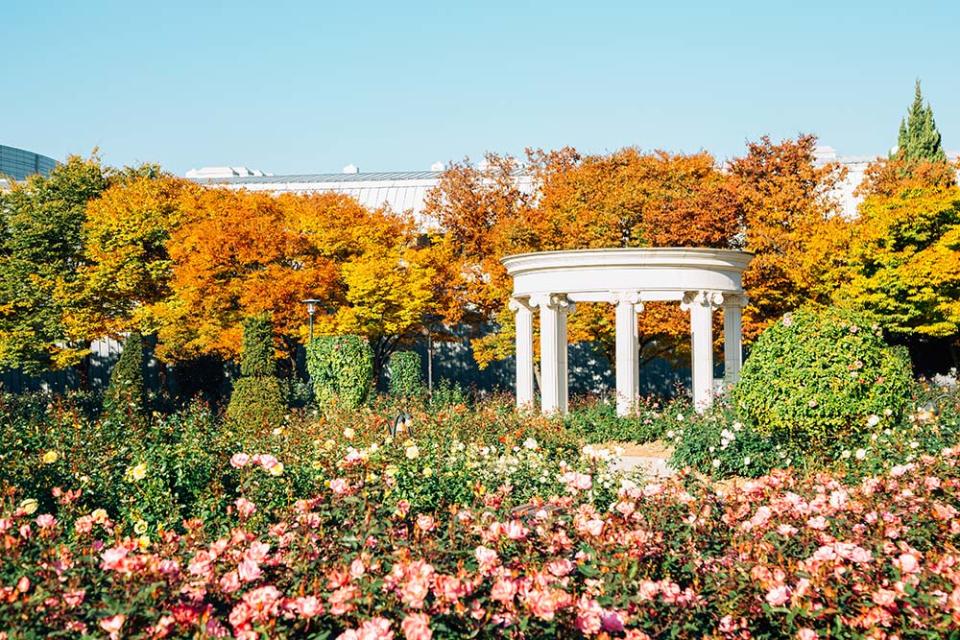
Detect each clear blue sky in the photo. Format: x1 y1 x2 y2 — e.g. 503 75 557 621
3 1 958 176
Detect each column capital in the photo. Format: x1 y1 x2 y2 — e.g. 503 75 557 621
529 293 576 315
680 290 725 311
608 289 644 311
508 297 533 313
722 292 749 308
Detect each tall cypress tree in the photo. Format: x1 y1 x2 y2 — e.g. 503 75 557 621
896 80 946 162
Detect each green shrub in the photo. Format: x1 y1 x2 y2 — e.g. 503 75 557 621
306 335 373 410
734 306 914 447
566 396 689 444
668 401 795 478
226 378 286 429
104 332 146 419
388 351 423 399
430 378 468 409
226 316 286 430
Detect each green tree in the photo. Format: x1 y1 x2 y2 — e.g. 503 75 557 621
0 155 110 373
896 80 946 162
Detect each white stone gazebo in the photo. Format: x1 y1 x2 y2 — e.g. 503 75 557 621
502 248 753 415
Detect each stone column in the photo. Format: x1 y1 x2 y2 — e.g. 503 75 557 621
530 293 576 415
509 297 535 409
611 290 643 416
723 294 746 385
682 291 723 411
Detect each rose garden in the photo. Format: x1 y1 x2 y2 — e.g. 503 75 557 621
1 88 960 639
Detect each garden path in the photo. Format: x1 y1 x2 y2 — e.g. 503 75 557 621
608 441 675 478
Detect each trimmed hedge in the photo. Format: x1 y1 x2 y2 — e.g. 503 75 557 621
306 335 373 410
388 350 422 399
734 306 913 446
226 315 285 430
104 331 146 419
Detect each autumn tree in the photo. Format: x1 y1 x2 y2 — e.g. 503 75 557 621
427 147 743 370
295 193 457 377
0 155 110 373
837 185 960 343
728 135 849 339
60 175 194 343
154 188 339 364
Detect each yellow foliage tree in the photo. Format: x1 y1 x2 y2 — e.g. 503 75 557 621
837 185 960 339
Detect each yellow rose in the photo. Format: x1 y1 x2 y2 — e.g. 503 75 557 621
42 450 59 465
269 462 285 477
134 519 149 535
129 462 148 482
137 535 151 550
91 508 108 523
19 498 38 515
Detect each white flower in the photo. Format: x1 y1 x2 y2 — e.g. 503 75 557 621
709 446 716 453
343 428 355 440
743 456 751 466
523 437 539 450
712 459 721 469
855 448 867 460
866 414 881 428
720 429 735 442
666 430 675 439
883 408 893 417
732 422 743 432
405 445 420 460
676 413 685 422
910 441 919 449
840 450 851 460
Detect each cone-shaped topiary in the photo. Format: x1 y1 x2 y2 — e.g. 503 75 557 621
388 350 423 400
227 315 286 430
104 332 146 420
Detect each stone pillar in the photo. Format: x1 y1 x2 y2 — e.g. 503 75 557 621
611 290 643 416
509 297 535 409
682 291 723 412
723 294 746 385
530 293 576 415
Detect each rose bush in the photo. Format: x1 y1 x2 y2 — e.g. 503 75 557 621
3 443 960 638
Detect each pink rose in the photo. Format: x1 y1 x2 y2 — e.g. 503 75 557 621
35 514 57 529
238 557 262 583
765 585 790 606
100 546 129 571
401 613 432 640
490 578 518 603
99 614 125 640
330 478 351 496
797 629 817 640
416 514 436 532
294 595 323 618
895 552 921 574
234 497 257 519
220 570 242 593
230 453 251 468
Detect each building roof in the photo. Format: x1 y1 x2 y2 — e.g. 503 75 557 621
192 170 444 185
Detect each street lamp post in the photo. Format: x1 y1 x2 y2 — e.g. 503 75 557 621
302 299 323 342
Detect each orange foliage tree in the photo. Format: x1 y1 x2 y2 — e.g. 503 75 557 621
728 135 849 339
426 147 743 370
153 188 340 363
